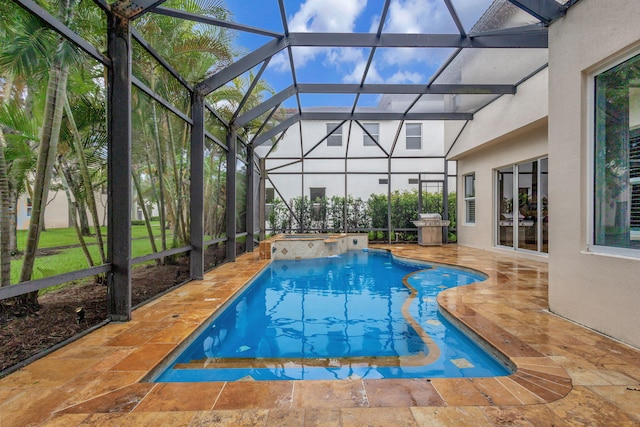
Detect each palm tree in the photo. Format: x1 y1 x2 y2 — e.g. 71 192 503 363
0 127 10 287
10 0 81 306
132 0 235 253
0 3 52 287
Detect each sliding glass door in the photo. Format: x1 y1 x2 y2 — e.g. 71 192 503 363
497 167 514 247
496 158 548 254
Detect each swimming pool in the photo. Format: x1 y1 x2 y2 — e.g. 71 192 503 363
152 250 511 381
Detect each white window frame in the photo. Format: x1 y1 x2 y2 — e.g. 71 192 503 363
406 123 422 150
363 123 379 146
587 47 640 258
326 123 342 147
464 173 476 224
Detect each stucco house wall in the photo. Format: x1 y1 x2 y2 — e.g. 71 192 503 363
17 191 108 231
453 124 547 253
261 119 449 202
447 68 548 256
548 0 640 347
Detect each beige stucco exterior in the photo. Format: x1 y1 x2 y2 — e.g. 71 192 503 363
454 124 547 254
448 67 549 257
547 0 640 348
17 191 108 231
448 0 640 348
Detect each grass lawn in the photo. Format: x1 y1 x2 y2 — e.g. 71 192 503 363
15 223 165 250
10 224 178 286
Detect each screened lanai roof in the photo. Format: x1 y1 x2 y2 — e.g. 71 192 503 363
2 0 580 321
109 0 577 150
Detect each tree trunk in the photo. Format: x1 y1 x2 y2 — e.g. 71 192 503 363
164 113 186 246
18 0 79 305
57 163 94 267
0 127 12 287
149 79 167 253
18 58 70 305
132 170 159 262
143 147 165 264
76 197 92 236
64 93 105 261
9 190 18 255
1 73 14 104
60 160 90 234
213 156 224 237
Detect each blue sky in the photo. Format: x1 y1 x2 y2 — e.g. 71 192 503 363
223 0 498 108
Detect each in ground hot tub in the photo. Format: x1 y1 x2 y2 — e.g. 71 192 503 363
413 213 450 246
259 233 368 260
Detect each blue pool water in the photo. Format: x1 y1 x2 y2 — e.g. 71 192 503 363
154 250 510 381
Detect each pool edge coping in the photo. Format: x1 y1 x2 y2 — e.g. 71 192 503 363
145 247 573 406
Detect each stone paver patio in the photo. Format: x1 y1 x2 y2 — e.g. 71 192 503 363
1 245 639 426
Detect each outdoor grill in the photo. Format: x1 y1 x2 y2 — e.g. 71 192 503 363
412 213 450 246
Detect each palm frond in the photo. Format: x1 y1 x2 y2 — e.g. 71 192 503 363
0 102 39 142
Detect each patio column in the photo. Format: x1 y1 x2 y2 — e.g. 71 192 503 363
246 144 255 252
106 12 132 321
387 158 392 244
443 160 449 244
190 92 205 279
259 158 266 240
226 128 237 261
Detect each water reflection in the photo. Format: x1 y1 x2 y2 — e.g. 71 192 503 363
158 251 509 381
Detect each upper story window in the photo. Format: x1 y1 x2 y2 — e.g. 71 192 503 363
363 123 379 146
406 123 422 150
593 51 640 252
464 174 476 224
326 123 342 146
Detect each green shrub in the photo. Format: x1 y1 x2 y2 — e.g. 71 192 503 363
266 190 457 242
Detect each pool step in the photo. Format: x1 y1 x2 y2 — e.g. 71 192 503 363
172 352 431 370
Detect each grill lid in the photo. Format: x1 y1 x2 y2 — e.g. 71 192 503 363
417 213 442 220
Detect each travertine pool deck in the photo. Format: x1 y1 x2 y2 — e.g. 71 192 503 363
1 245 639 426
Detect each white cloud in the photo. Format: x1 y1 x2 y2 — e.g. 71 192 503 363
385 0 456 34
269 0 487 82
379 0 457 68
342 60 383 84
386 70 424 84
288 0 367 32
326 47 366 67
381 46 452 68
270 0 368 73
269 50 291 73
342 61 424 85
291 46 326 69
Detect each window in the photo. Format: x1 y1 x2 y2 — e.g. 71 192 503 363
26 197 32 217
265 188 275 219
594 52 640 252
406 123 422 150
464 174 476 224
326 123 342 146
408 178 419 185
310 187 325 202
496 159 548 253
379 178 388 184
363 123 379 146
265 188 275 204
